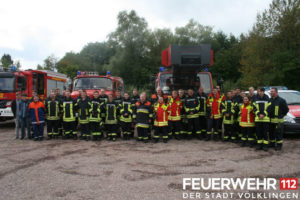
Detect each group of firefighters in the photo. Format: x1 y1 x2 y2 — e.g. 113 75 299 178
12 85 289 151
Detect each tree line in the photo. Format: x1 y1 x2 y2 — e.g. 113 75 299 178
3 0 300 91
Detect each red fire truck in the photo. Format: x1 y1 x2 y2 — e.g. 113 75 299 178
0 67 68 121
71 71 124 99
151 45 214 94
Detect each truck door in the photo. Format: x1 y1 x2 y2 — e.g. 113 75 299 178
32 72 45 99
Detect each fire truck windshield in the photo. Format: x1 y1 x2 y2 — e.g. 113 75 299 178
158 72 212 94
0 76 15 92
73 77 112 90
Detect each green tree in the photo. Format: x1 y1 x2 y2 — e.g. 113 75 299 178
240 0 300 89
1 54 13 68
108 10 151 87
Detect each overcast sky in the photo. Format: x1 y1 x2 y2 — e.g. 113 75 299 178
0 0 273 69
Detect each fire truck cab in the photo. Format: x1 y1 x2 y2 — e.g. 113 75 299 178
0 67 68 121
71 71 124 99
151 45 214 94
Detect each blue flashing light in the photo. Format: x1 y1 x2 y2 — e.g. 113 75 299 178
77 71 81 75
160 67 164 72
107 71 111 75
10 65 16 72
204 67 209 72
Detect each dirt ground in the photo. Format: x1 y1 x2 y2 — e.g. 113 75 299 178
0 121 299 200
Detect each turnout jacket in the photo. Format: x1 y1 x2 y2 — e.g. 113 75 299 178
45 97 60 120
61 97 76 122
102 100 119 125
133 100 153 128
153 102 170 127
168 96 182 121
252 94 271 122
184 95 200 119
207 94 224 119
119 98 134 123
239 103 255 127
268 96 289 123
221 99 236 124
76 98 91 124
89 97 102 122
197 93 208 116
28 101 45 125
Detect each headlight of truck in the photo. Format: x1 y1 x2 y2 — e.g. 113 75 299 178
284 113 296 124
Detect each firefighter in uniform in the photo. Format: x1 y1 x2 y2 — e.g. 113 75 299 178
131 89 140 137
268 88 289 150
45 92 60 139
184 89 201 140
197 87 208 139
221 91 236 142
233 88 243 141
168 90 182 140
153 96 170 143
114 90 123 138
253 87 271 151
179 89 188 138
55 88 64 136
103 94 119 141
99 89 108 116
131 89 140 104
119 92 134 140
89 91 103 141
207 87 224 141
216 85 226 137
239 96 256 147
76 90 91 141
61 91 77 139
133 92 153 143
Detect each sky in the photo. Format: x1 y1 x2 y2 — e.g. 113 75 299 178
0 0 273 69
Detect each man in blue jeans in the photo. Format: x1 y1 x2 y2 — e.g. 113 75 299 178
19 94 31 139
12 92 21 139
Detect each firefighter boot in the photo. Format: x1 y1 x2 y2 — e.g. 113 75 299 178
249 141 255 148
93 135 97 141
256 143 263 150
197 134 203 140
275 143 282 151
263 144 269 152
86 136 90 141
47 135 52 140
73 134 78 140
241 140 247 147
153 138 159 143
163 138 168 143
269 142 276 149
205 133 211 141
213 133 219 141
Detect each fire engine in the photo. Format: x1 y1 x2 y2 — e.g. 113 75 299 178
0 67 68 121
151 45 214 94
71 71 124 99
